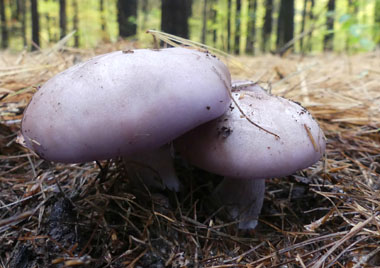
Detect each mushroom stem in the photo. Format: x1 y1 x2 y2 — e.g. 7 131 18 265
123 144 181 191
214 177 265 229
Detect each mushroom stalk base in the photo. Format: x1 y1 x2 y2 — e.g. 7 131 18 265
213 177 265 229
123 145 181 191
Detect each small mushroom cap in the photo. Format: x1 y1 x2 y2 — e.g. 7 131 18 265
175 83 325 179
21 47 231 163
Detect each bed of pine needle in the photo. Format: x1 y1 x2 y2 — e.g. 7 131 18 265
0 40 379 267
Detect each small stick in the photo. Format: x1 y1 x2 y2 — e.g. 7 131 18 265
212 66 280 139
304 124 318 152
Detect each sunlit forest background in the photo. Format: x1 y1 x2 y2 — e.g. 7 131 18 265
0 0 379 54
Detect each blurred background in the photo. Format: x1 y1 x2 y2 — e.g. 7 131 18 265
0 0 379 54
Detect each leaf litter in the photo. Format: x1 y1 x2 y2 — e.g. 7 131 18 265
0 37 379 267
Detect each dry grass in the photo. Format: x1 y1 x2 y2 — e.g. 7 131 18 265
0 41 379 268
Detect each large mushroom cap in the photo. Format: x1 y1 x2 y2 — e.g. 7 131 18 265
175 83 325 179
21 47 231 163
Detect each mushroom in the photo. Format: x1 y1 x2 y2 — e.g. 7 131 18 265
175 81 325 229
21 47 231 191
21 47 231 167
123 144 181 191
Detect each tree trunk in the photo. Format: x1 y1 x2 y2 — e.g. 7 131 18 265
299 0 308 51
201 0 207 44
345 0 357 51
16 0 22 20
323 0 335 51
31 0 40 50
276 0 294 53
210 0 217 46
374 0 380 46
72 0 79 47
234 0 241 54
20 0 26 47
161 0 190 39
227 0 231 52
306 0 315 52
118 0 137 38
10 0 19 20
0 0 8 48
141 0 149 30
261 0 273 52
100 0 109 42
246 0 257 55
59 0 67 39
187 0 193 18
45 13 52 42
100 0 105 31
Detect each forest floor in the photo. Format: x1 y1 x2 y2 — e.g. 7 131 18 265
0 41 380 268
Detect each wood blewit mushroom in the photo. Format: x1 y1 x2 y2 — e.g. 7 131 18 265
175 81 326 229
21 47 231 176
123 144 181 191
20 47 233 191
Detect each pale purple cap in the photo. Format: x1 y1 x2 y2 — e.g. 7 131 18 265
21 48 231 163
175 83 325 179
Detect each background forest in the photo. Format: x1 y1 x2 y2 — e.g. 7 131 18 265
0 0 379 54
1 1 380 267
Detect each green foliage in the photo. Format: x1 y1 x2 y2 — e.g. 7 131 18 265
1 0 379 53
375 0 380 44
339 13 376 51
